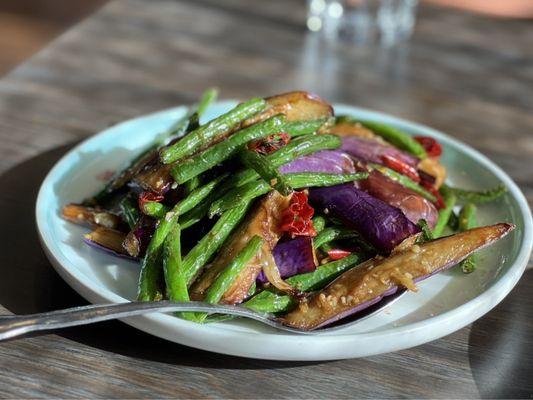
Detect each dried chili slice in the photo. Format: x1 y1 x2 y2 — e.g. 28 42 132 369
280 191 317 238
381 154 421 183
326 249 351 260
414 136 443 157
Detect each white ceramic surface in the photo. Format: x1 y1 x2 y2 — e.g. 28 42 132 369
36 101 532 361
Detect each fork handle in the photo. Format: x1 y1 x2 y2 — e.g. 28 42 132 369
0 301 267 341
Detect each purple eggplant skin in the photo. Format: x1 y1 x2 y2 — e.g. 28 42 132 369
83 228 137 261
279 150 355 174
84 237 137 260
122 216 157 258
257 236 317 283
280 223 514 330
309 184 420 254
340 136 419 168
358 170 439 228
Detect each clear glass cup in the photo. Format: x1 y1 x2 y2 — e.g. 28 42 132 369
306 0 419 46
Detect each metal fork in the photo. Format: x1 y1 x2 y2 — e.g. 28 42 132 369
0 294 404 340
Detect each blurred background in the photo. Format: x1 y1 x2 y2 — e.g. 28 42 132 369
0 0 532 75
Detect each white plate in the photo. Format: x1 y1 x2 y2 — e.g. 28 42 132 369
36 101 532 361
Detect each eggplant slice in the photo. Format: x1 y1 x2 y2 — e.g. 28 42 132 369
190 191 292 304
280 223 514 330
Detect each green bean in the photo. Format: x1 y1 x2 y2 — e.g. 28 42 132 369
312 216 326 233
183 175 202 194
283 172 369 188
334 116 357 125
320 242 335 253
458 203 478 273
166 89 217 137
416 219 434 243
186 112 200 133
163 222 189 303
183 202 251 285
244 253 365 313
314 226 359 249
178 88 218 135
142 201 170 219
205 236 264 304
119 194 140 228
137 175 227 301
355 119 427 158
266 134 340 169
284 118 330 136
171 115 285 184
444 184 507 204
179 196 216 230
370 164 437 202
192 235 264 323
168 134 340 230
160 98 267 164
314 226 373 253
460 256 477 274
137 247 165 302
178 172 234 230
175 174 228 215
240 150 292 195
209 172 369 217
218 134 341 190
208 182 270 218
458 203 477 231
447 210 459 231
196 88 218 118
433 187 457 238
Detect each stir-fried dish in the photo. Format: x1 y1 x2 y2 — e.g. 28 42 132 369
62 90 513 330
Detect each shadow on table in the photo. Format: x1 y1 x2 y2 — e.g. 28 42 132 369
468 269 533 399
0 143 320 369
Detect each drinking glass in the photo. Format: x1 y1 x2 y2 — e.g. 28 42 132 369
306 0 419 46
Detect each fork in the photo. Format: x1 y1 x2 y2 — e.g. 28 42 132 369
0 294 404 340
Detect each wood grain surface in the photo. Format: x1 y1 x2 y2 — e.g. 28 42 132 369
0 0 531 398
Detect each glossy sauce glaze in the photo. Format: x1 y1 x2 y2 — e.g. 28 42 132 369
281 223 514 330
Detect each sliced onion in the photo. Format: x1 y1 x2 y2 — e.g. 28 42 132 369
260 249 299 295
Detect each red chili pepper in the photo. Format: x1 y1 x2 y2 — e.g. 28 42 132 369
381 154 420 183
420 180 446 209
414 136 442 157
249 133 290 155
138 191 165 211
327 249 351 260
280 191 317 238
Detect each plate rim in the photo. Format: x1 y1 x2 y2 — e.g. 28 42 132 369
35 101 533 361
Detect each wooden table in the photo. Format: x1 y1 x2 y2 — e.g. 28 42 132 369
0 0 531 397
